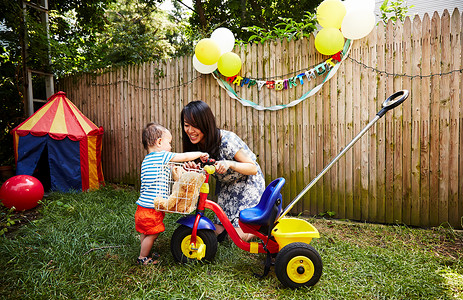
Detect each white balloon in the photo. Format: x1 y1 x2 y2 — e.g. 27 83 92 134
342 0 375 13
210 27 235 55
341 9 375 40
193 55 217 74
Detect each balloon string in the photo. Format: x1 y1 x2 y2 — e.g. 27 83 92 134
213 39 352 111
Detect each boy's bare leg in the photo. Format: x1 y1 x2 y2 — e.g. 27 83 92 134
139 233 159 258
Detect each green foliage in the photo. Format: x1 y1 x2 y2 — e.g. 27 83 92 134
0 0 124 159
0 45 24 166
318 210 336 218
49 0 187 76
0 0 192 144
0 204 18 235
189 0 323 41
380 0 415 24
242 13 318 44
0 186 461 299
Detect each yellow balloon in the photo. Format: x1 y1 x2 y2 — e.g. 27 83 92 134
195 38 221 65
315 28 345 56
317 0 346 29
217 52 242 77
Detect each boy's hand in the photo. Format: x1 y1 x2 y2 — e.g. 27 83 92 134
199 153 209 163
183 161 199 170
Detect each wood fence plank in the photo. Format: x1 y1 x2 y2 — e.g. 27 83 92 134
448 8 460 227
307 35 316 214
336 40 347 219
137 65 143 182
275 40 287 207
107 69 113 182
402 17 412 225
279 39 289 206
295 38 304 213
123 66 129 181
429 12 441 226
111 69 117 181
129 65 136 181
360 33 370 221
352 39 361 220
344 37 354 220
269 40 278 184
393 20 404 224
420 13 431 227
117 67 123 182
288 39 297 210
173 59 179 151
322 56 331 215
329 45 338 217
439 10 451 225
262 41 273 184
458 9 463 228
301 37 311 215
385 20 395 223
367 27 378 222
315 45 324 216
411 15 422 226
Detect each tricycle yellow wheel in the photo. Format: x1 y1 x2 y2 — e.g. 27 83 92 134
275 242 323 288
180 235 206 259
286 256 315 284
170 225 217 263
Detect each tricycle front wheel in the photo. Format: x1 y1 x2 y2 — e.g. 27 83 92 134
170 225 218 263
274 242 323 288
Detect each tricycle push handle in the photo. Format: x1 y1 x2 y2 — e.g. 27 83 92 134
376 90 409 118
278 90 409 221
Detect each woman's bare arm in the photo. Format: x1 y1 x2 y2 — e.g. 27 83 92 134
214 149 257 175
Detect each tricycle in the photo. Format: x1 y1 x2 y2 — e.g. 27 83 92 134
169 90 409 288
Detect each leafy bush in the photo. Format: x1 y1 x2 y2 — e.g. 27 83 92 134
241 13 318 44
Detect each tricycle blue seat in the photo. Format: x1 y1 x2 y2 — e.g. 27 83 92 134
239 178 285 226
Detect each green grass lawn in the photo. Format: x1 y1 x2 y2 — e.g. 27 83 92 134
1 185 462 299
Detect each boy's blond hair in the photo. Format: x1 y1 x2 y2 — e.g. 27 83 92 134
142 123 168 150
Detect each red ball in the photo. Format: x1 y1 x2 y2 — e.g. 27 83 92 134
0 175 44 211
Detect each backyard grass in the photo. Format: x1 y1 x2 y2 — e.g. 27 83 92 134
1 185 462 299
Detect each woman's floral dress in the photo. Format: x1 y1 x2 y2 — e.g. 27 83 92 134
213 130 265 227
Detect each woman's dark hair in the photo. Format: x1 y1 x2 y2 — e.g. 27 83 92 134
181 100 221 159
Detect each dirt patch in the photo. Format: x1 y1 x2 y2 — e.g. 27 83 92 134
1 204 42 237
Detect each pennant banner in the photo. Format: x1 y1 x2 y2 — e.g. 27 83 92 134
212 39 352 111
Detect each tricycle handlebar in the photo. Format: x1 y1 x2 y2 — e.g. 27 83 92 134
376 90 409 118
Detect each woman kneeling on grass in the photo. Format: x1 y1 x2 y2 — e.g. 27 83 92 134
181 100 265 242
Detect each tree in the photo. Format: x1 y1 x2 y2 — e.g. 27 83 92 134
188 0 323 41
49 0 188 75
0 0 174 166
379 0 415 24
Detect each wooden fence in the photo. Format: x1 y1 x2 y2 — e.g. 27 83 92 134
58 9 463 229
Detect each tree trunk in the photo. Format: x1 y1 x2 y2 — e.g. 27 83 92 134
194 0 207 31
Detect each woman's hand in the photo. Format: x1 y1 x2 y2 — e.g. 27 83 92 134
214 160 233 174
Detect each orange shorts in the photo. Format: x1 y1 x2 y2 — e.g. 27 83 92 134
135 206 165 235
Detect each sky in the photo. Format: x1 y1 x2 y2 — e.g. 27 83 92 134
159 0 194 13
